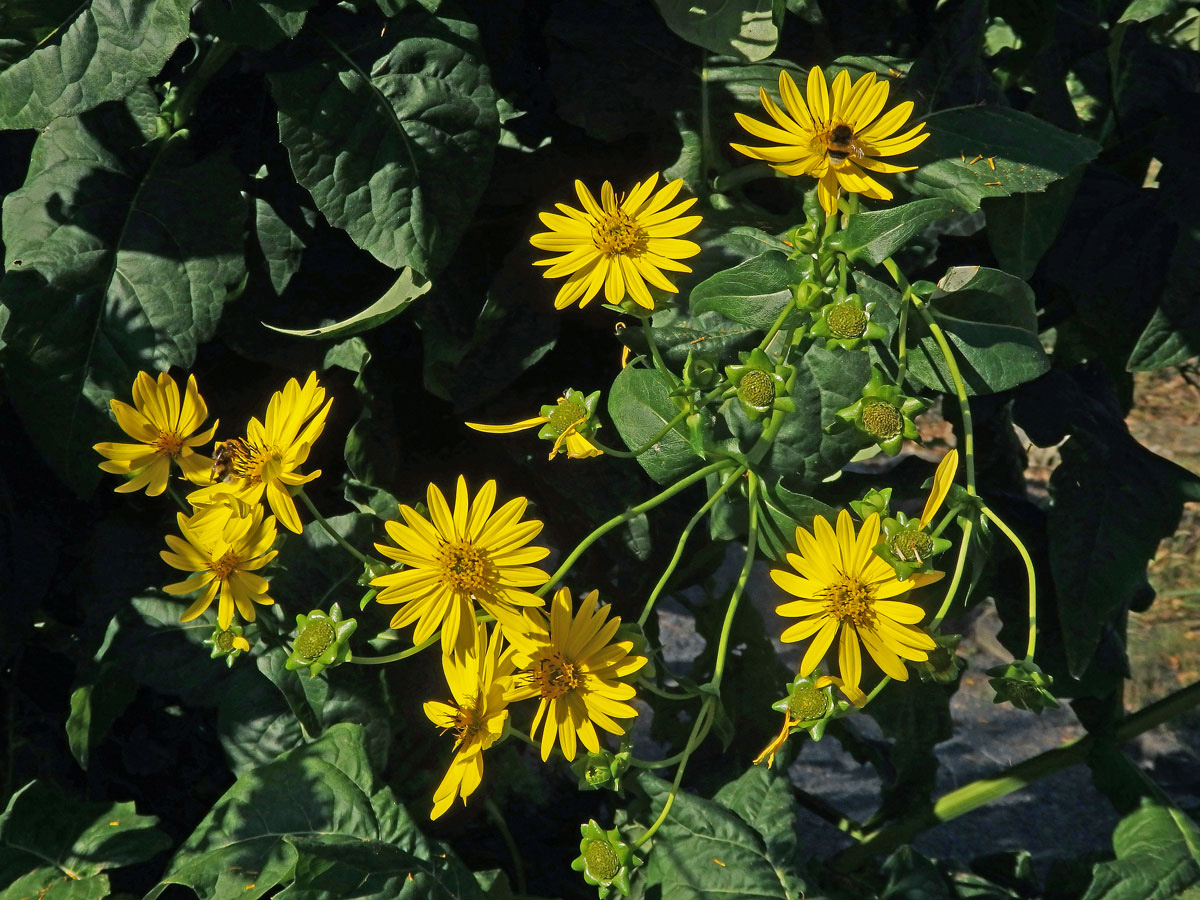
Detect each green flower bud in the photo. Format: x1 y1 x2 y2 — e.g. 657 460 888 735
738 369 775 411
809 293 887 351
571 820 642 897
831 366 926 456
570 747 632 793
205 624 251 668
986 660 1059 714
286 603 357 677
724 348 796 422
914 632 965 684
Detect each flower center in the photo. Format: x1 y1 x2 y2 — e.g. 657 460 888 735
548 395 588 436
861 400 903 440
219 438 280 484
890 530 934 563
439 542 490 593
827 304 868 339
155 430 184 458
451 702 483 745
823 576 876 628
738 370 776 409
823 122 863 164
294 619 335 660
215 629 238 652
787 685 830 720
584 840 620 882
532 651 580 700
210 551 241 581
593 210 647 256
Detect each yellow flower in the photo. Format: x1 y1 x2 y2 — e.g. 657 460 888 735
731 68 929 216
466 389 603 460
530 173 702 310
423 622 515 819
160 498 278 630
193 372 332 534
371 477 550 656
506 587 647 762
753 674 865 769
93 372 218 496
771 509 943 696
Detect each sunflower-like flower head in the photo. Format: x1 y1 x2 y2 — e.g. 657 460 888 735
160 498 278 630
831 366 925 454
530 173 702 311
94 372 218 496
724 348 797 422
286 603 357 677
809 293 888 352
731 68 930 216
423 621 516 819
874 450 959 579
466 389 603 460
506 587 647 762
986 659 1059 714
771 509 943 698
371 476 550 656
205 624 252 667
754 672 864 766
193 373 332 534
571 820 642 898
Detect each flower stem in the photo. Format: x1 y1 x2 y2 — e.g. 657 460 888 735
710 162 777 192
537 459 737 597
712 473 759 689
349 630 439 665
929 518 973 630
981 504 1039 660
591 407 692 459
166 483 191 514
296 489 377 569
485 798 527 897
642 317 676 385
834 678 1200 869
638 465 748 627
758 298 797 352
916 305 976 495
633 699 714 847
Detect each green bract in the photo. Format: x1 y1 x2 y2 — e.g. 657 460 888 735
987 660 1060 714
831 367 926 455
808 293 886 351
285 604 357 677
205 624 251 668
770 672 848 742
914 632 966 684
724 348 796 422
570 747 632 793
571 819 641 897
875 512 954 581
538 388 602 446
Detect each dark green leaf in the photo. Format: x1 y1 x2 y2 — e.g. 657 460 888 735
1117 0 1183 23
607 367 698 484
689 252 805 329
897 107 1100 211
827 199 957 266
712 766 806 896
982 169 1081 279
263 268 430 339
639 772 799 900
66 665 137 770
880 846 952 900
755 478 836 562
0 780 169 884
0 870 109 900
1127 225 1200 370
154 724 379 900
0 91 246 495
652 0 780 61
269 3 498 274
901 266 1049 396
1081 803 1200 900
201 0 314 50
0 0 191 130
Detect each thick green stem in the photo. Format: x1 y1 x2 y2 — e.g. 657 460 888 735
296 489 377 569
638 465 748 626
981 504 1039 660
485 799 527 897
834 678 1200 869
929 518 973 630
713 473 759 688
759 298 797 352
171 39 238 129
349 630 439 665
633 700 714 846
538 459 736 597
896 292 911 384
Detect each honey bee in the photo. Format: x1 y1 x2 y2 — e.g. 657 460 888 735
210 438 249 483
826 123 864 163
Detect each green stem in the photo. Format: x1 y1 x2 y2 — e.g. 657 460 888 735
638 465 748 626
350 630 439 665
759 298 797 352
633 700 713 847
537 459 736 597
586 409 691 458
916 305 976 495
834 678 1200 869
166 483 191 514
638 680 702 701
981 504 1039 660
171 39 238 129
642 317 676 384
485 799 527 897
929 518 973 630
296 489 377 569
896 290 911 384
712 473 759 689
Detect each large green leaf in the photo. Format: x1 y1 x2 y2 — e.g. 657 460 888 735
982 169 1082 279
689 252 806 329
712 766 807 898
201 0 313 50
608 366 698 484
899 266 1049 396
0 781 169 890
1127 225 1200 370
652 0 780 62
826 199 957 266
1082 803 1200 900
269 2 498 275
639 772 801 900
0 90 246 495
263 267 430 339
896 106 1100 211
0 0 192 130
153 724 380 900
